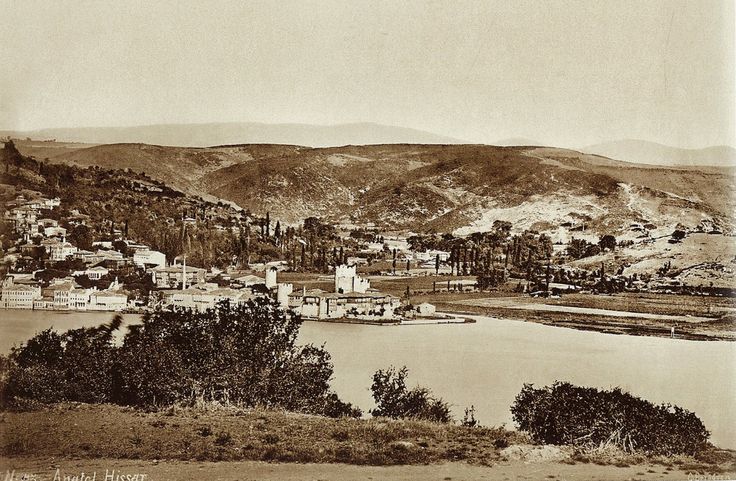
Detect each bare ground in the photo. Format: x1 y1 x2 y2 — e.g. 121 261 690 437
2 455 728 481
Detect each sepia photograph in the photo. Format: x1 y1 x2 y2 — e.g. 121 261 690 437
0 1 734 480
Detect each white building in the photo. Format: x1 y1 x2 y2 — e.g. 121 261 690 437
89 290 128 311
43 226 67 238
415 302 436 316
163 287 255 312
49 282 75 309
1 284 42 309
69 288 92 310
288 289 400 320
72 266 110 280
151 264 206 289
45 241 77 261
133 249 166 269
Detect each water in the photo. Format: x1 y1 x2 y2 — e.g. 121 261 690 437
2 309 734 448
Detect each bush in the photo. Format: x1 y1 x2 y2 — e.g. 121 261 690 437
370 366 452 423
510 381 709 456
6 316 122 404
5 299 360 418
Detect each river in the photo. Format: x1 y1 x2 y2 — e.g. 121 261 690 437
1 309 734 448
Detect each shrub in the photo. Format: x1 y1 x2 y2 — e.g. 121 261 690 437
462 405 479 428
6 316 122 404
510 381 709 456
5 299 360 418
370 366 452 423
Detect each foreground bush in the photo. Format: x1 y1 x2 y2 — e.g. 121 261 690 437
370 366 452 423
511 381 709 456
5 298 359 418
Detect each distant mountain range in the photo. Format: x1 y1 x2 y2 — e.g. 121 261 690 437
582 140 736 167
0 122 464 148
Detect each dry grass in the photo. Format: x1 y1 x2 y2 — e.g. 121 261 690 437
0 403 524 465
564 444 736 476
2 403 733 473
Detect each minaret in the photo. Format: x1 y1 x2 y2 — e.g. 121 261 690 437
182 256 187 290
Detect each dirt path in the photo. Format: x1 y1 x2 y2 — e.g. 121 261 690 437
0 456 713 481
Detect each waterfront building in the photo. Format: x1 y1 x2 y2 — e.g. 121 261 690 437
1 284 42 309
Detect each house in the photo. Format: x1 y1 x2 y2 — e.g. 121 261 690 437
87 250 126 268
123 240 150 251
41 197 61 209
288 289 400 320
233 274 266 288
72 266 109 280
133 249 166 269
414 249 450 262
92 241 113 249
43 226 67 238
69 288 92 309
37 218 59 228
42 238 77 261
89 290 128 311
73 249 96 263
46 282 75 309
151 264 206 289
49 242 77 261
415 302 436 316
163 287 256 312
1 283 42 309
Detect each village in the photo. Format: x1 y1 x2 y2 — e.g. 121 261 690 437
2 175 734 330
0 188 460 324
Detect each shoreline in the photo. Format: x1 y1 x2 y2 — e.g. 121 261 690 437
2 302 733 340
433 304 735 341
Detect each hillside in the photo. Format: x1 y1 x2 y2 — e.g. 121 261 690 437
582 140 736 168
15 142 735 237
2 122 464 148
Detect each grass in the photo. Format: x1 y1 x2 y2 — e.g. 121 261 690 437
0 403 524 465
2 403 733 474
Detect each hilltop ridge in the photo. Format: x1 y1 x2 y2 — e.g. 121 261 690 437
15 141 734 238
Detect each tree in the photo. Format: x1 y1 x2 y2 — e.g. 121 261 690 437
598 234 617 252
6 299 360 418
671 229 686 243
566 238 589 259
370 366 452 423
68 224 93 251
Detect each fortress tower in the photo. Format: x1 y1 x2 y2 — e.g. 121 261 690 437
334 264 370 294
265 266 278 289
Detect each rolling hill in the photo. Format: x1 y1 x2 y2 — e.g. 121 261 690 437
582 140 736 168
17 141 733 238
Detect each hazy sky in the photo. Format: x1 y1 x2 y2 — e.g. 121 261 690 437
1 0 734 148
